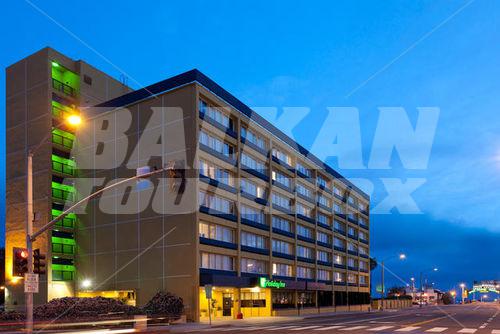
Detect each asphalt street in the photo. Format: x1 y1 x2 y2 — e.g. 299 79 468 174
179 303 500 334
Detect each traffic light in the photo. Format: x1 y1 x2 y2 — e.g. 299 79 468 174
33 249 46 275
13 247 29 277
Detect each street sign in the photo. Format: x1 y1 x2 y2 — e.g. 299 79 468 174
24 273 39 293
205 284 213 299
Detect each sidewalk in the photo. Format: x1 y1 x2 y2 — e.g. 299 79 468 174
168 309 383 332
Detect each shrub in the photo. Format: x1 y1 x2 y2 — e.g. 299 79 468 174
143 291 184 319
0 311 25 321
33 297 142 320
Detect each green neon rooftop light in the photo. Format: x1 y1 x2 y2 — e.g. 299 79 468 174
52 61 59 68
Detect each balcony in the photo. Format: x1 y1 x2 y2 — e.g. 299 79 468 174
51 236 75 255
52 154 76 176
52 128 75 150
52 209 77 228
52 100 77 120
51 61 79 98
52 181 76 203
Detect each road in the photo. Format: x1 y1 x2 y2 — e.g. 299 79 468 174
178 303 500 334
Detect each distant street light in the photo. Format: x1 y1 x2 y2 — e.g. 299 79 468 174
380 253 406 310
460 283 466 304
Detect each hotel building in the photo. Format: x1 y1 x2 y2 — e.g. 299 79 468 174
5 48 371 320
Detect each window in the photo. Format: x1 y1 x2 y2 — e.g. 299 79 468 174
272 170 291 188
241 231 268 249
272 216 293 233
297 266 314 279
272 263 293 277
317 231 330 244
334 254 345 265
296 182 313 199
348 257 358 268
317 269 331 281
200 252 235 271
360 276 368 285
241 126 266 150
359 246 368 256
241 152 266 172
359 217 369 227
334 272 345 283
240 205 266 225
241 258 267 274
52 154 76 176
317 250 331 263
348 273 358 284
240 178 267 199
198 190 235 214
272 239 293 255
347 212 357 221
317 194 330 207
359 231 367 241
334 237 346 249
296 202 313 218
199 99 234 130
333 185 343 197
297 245 314 259
297 224 313 239
348 226 358 238
334 220 346 233
317 213 331 227
199 221 235 243
334 203 344 214
296 162 311 178
272 291 295 308
360 261 368 270
348 242 358 253
199 159 234 186
271 192 292 211
347 196 356 206
317 175 329 189
199 130 234 157
52 128 75 149
272 148 292 166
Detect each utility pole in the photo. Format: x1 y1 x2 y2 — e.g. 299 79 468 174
381 261 385 310
26 152 34 334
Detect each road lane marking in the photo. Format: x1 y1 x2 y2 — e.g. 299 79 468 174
313 326 345 331
491 330 500 334
457 329 477 333
395 327 421 332
266 326 301 331
368 326 395 331
425 328 448 332
339 326 369 331
289 326 321 331
239 326 277 331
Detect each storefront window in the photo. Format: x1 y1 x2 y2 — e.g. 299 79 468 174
241 291 266 307
272 291 295 309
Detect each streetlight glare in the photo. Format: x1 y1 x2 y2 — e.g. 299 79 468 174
81 279 92 289
399 253 406 260
67 114 82 126
433 267 438 271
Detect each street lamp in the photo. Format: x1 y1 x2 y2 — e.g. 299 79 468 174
460 283 466 304
380 253 406 310
419 267 438 307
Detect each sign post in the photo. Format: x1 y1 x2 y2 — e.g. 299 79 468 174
205 285 213 325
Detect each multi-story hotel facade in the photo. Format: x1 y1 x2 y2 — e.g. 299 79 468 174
5 48 371 321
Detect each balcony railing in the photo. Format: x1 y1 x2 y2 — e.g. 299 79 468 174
52 78 78 98
52 209 77 228
52 181 76 202
52 128 75 150
52 154 76 176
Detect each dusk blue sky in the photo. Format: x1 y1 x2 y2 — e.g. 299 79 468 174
1 1 499 294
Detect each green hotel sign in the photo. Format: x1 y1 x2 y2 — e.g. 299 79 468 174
259 277 286 289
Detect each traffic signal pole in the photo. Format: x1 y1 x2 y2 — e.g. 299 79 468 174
26 152 34 334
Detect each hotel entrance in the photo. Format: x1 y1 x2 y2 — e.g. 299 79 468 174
199 286 272 319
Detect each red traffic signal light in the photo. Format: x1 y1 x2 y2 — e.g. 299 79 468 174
13 247 29 277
